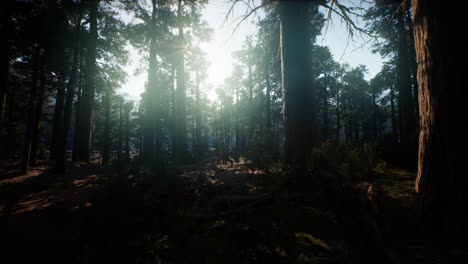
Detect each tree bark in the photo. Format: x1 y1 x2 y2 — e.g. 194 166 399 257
412 0 465 238
76 0 98 162
279 0 315 185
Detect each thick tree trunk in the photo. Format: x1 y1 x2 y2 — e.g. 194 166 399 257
279 0 315 185
413 0 465 238
76 0 98 162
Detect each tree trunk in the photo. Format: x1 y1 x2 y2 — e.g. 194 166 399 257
72 46 84 162
397 13 417 166
101 89 111 164
170 65 176 158
390 84 398 145
0 0 12 125
235 81 240 152
322 71 329 141
118 98 123 161
413 0 465 238
335 77 341 143
194 69 202 160
76 0 98 162
55 12 81 172
21 46 41 175
142 0 161 167
125 104 130 161
265 69 272 130
30 52 47 166
49 75 66 161
175 0 187 164
279 0 315 185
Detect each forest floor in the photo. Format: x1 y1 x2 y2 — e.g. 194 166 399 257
0 156 467 263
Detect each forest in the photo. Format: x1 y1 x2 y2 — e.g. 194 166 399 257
0 0 463 263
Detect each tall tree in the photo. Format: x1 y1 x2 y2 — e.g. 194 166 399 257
279 0 316 184
412 0 465 238
76 0 99 162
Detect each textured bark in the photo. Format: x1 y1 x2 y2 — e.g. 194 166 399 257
279 0 315 183
49 75 66 161
413 0 465 237
76 0 98 162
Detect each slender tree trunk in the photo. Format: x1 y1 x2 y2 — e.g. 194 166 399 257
397 13 417 165
335 79 341 143
265 70 272 130
30 53 47 166
72 46 84 162
118 98 123 161
279 0 315 185
55 12 81 172
322 71 329 141
413 0 465 238
21 46 41 174
235 81 240 152
77 0 98 162
390 84 398 145
194 69 202 160
175 0 187 164
0 0 12 125
102 89 111 164
247 50 254 147
170 65 176 158
143 0 161 166
125 104 130 161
